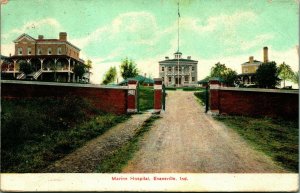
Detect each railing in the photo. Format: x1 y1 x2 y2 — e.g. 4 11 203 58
16 72 26 80
33 69 43 80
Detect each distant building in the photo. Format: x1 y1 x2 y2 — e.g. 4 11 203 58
159 52 198 86
238 47 269 85
1 32 89 82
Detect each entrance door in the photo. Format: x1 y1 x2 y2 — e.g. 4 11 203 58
175 77 181 85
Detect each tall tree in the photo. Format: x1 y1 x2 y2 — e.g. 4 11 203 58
210 62 237 86
291 71 299 85
85 59 92 71
278 62 294 87
255 61 280 88
102 66 117 85
120 58 138 80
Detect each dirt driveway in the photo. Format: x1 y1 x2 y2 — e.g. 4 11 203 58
123 91 286 173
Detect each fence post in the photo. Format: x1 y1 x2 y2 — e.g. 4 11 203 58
154 78 163 112
127 79 138 113
209 79 220 114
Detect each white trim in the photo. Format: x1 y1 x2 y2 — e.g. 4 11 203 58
127 109 137 113
128 84 137 89
210 84 220 90
154 85 162 90
220 87 298 94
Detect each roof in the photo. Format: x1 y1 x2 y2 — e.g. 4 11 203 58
241 60 262 65
119 75 154 85
174 51 182 54
13 33 81 51
7 54 84 64
159 58 198 63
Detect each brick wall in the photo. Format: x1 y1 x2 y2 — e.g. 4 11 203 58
209 85 298 120
1 80 128 114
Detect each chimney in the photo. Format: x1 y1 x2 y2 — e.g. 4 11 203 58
38 35 44 40
249 56 254 63
263 47 268 63
59 32 67 41
165 56 169 60
187 56 191 60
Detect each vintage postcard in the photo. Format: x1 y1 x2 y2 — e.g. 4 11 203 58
0 0 299 192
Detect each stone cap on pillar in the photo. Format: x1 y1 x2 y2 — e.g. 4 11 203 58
154 78 163 85
209 77 224 89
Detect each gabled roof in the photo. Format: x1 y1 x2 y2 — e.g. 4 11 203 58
13 33 36 43
241 60 262 65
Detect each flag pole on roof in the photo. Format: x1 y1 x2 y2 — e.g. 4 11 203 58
177 0 180 87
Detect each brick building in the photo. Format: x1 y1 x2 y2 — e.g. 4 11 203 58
1 32 89 82
238 47 269 85
159 52 198 86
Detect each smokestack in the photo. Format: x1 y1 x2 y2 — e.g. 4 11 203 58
263 47 268 63
59 32 67 41
249 56 254 63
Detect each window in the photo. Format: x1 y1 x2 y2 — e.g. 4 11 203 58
48 48 52 55
27 48 31 55
17 48 23 55
168 77 172 82
192 77 195 81
162 67 164 72
244 68 248 73
57 47 62 55
38 48 42 55
192 66 195 71
162 77 164 82
168 67 172 71
185 76 189 81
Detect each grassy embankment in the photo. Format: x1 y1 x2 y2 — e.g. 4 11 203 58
1 96 129 173
194 91 298 172
96 115 160 172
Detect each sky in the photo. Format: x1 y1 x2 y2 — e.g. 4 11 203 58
1 0 299 85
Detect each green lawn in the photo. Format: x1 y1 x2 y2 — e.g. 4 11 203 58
138 86 154 111
215 115 298 172
1 97 129 173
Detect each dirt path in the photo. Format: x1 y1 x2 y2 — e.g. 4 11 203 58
123 91 286 173
44 113 152 173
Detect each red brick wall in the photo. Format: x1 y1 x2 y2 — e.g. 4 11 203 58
1 81 128 114
210 88 298 120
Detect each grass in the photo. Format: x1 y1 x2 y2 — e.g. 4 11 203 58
1 97 129 173
215 115 298 172
96 115 160 172
194 90 208 106
138 86 154 111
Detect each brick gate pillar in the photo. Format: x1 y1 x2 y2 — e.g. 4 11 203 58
154 78 163 112
209 79 220 114
127 79 138 113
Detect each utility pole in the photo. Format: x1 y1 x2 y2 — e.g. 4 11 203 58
177 0 180 87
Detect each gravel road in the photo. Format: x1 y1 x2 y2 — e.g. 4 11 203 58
123 91 286 173
44 113 152 173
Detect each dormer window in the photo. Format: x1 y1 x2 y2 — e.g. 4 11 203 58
18 48 23 55
27 48 32 55
48 48 52 55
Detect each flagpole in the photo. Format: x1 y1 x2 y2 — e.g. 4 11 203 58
177 1 180 87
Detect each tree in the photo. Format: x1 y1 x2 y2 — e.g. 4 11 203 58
102 66 117 85
120 58 138 80
255 61 280 88
291 71 299 85
210 62 238 86
278 62 294 87
19 61 34 75
73 63 85 82
85 59 92 71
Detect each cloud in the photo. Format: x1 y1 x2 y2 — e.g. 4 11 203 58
2 18 63 41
